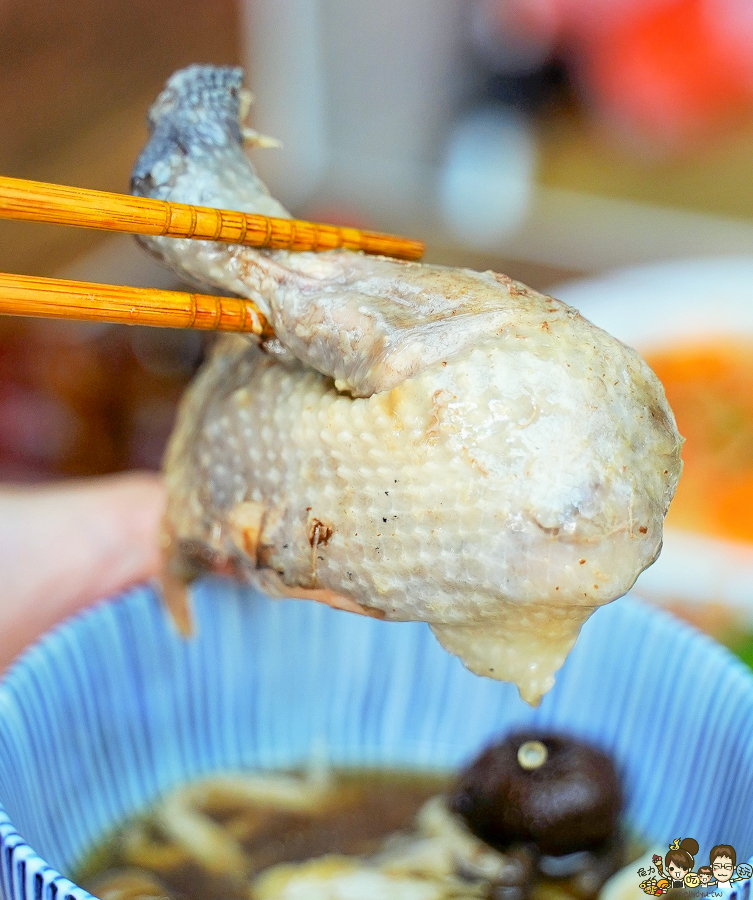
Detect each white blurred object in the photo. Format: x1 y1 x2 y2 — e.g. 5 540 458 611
242 0 471 214
241 0 328 208
554 257 753 625
438 106 536 247
240 1 753 272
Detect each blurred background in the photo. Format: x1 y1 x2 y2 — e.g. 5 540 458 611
3 0 753 658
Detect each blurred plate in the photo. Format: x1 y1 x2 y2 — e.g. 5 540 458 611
553 256 753 626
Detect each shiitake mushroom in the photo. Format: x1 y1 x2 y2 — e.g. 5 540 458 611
450 731 622 857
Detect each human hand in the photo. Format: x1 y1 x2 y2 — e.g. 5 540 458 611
0 472 164 674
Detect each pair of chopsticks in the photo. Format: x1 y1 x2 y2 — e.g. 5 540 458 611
0 175 425 336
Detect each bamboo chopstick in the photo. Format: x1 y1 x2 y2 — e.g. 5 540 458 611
0 175 424 261
0 271 273 336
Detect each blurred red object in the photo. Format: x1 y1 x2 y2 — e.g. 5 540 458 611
492 0 753 148
583 0 753 147
0 319 204 482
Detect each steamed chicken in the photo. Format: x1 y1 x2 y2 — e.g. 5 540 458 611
132 66 682 704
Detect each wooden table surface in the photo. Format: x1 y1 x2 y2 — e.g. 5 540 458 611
0 0 241 278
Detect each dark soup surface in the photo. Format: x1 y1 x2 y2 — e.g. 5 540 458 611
76 734 635 900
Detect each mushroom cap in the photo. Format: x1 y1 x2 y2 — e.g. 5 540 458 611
450 731 622 856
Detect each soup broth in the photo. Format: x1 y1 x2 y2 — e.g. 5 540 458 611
77 771 447 900
75 769 633 900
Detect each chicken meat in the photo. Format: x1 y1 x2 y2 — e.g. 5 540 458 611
131 66 682 704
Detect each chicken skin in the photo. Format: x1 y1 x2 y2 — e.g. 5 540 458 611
132 66 682 704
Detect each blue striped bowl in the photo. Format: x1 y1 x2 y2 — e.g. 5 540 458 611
0 581 751 900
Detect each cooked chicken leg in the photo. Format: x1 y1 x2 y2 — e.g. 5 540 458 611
132 66 682 704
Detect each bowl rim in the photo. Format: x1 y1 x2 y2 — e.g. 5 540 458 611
0 583 752 900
